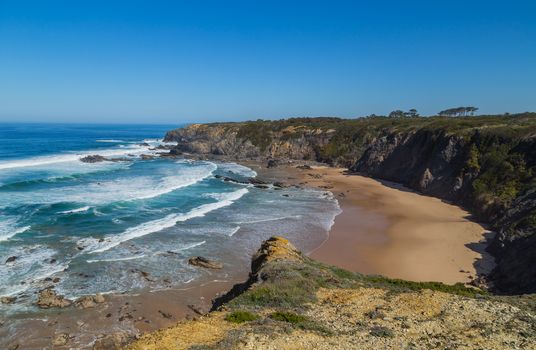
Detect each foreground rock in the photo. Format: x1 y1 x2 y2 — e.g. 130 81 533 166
188 256 223 269
36 288 72 308
127 237 536 350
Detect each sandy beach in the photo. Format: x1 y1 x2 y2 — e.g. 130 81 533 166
253 163 495 285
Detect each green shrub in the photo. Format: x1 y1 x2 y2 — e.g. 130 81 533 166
270 311 307 324
225 311 259 323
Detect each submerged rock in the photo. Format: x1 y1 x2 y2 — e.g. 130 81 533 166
188 256 223 269
36 288 72 309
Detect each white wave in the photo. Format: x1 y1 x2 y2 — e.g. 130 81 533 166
96 139 125 143
217 162 257 177
0 144 147 171
0 245 67 297
1 162 217 207
80 188 248 254
228 226 240 237
237 215 302 225
0 217 30 242
86 255 146 263
57 206 91 214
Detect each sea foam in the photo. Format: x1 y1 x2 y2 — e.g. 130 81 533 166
79 188 248 253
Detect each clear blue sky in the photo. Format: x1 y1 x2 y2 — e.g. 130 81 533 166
1 0 535 123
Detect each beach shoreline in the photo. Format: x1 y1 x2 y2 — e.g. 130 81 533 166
254 162 495 284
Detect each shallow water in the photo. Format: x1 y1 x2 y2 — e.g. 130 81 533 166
0 123 340 320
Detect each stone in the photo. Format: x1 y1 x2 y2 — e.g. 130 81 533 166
188 256 223 269
92 332 131 350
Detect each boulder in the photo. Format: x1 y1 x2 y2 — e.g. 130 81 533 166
36 288 72 309
188 256 223 269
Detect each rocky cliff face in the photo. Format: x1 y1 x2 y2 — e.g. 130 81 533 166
164 117 536 295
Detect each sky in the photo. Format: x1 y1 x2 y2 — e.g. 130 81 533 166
0 0 535 124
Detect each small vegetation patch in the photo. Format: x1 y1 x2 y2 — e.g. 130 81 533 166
365 276 487 297
270 311 307 324
225 311 259 324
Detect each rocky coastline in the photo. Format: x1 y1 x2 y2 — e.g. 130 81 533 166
162 116 536 295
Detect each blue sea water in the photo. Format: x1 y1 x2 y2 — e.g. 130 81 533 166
0 123 339 311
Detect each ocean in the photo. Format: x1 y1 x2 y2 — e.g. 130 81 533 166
0 123 340 314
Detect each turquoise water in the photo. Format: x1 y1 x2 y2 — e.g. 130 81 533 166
0 123 339 311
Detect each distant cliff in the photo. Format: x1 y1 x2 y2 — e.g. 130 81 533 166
164 114 536 295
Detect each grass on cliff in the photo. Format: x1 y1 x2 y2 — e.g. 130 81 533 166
228 258 486 312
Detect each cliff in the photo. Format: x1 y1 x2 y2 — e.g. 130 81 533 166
164 114 536 295
127 237 536 350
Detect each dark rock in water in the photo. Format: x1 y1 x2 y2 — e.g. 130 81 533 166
214 174 223 179
5 256 17 263
282 194 290 197
49 258 57 264
267 159 279 168
169 148 183 155
36 288 72 308
296 164 312 170
188 256 223 269
75 294 105 309
138 142 151 147
254 184 270 189
273 181 289 188
80 155 108 163
248 178 269 185
53 277 60 283
140 154 156 160
0 296 16 304
76 246 84 251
